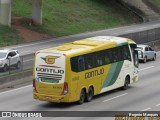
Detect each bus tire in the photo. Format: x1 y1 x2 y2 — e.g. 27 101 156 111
78 89 86 104
122 77 129 90
86 87 94 102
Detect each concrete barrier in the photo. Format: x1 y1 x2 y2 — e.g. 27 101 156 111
0 69 32 89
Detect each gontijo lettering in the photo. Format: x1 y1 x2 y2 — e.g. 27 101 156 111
36 67 64 74
85 68 104 79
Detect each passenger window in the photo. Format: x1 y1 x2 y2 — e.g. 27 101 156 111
145 47 148 51
71 56 85 72
149 47 153 51
104 55 110 64
71 57 79 72
85 54 95 69
78 56 85 71
95 52 104 66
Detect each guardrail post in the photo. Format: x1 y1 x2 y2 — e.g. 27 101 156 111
0 0 11 26
32 0 42 25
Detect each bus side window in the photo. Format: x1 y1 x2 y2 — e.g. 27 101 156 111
71 56 85 72
104 50 110 64
95 52 103 66
85 54 94 69
122 45 131 61
71 57 79 72
78 56 85 71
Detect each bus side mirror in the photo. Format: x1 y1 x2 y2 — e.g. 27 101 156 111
133 49 139 68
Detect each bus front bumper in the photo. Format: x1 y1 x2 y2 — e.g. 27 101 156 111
33 92 66 103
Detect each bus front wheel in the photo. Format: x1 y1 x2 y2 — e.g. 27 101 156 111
78 89 86 104
122 77 129 90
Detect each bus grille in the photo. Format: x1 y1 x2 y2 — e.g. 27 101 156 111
37 73 62 81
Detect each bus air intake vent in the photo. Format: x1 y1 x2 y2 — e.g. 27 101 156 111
57 46 72 51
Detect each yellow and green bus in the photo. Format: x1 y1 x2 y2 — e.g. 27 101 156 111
33 36 139 104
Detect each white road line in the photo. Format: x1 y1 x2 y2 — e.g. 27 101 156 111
156 104 160 107
138 27 147 30
7 39 57 49
139 66 155 71
23 59 33 62
0 85 32 95
127 30 134 32
20 50 31 54
157 51 160 54
112 33 120 35
102 93 128 102
141 108 151 111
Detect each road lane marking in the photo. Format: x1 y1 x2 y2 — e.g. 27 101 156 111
138 27 147 30
0 85 32 95
112 33 120 35
102 93 128 102
7 39 58 49
157 51 160 54
127 30 134 32
139 66 155 71
20 50 31 54
23 59 33 62
156 104 160 107
141 108 151 111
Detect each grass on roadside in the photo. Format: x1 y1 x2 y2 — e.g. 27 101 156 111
1 0 142 46
149 0 160 9
0 25 20 47
12 0 142 36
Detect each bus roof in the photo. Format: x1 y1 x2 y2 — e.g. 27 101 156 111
39 36 135 56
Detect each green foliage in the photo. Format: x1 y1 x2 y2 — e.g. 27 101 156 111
149 0 160 9
0 25 20 46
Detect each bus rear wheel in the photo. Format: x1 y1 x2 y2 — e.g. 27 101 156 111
86 87 94 102
78 89 86 104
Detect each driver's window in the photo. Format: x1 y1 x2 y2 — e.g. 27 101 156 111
8 52 12 57
11 51 16 57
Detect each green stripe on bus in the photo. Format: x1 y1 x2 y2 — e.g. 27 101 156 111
102 61 124 88
116 42 128 47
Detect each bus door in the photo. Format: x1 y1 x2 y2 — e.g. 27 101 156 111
130 44 139 76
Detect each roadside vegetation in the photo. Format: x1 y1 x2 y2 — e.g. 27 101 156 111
0 0 142 46
150 0 160 9
0 25 20 46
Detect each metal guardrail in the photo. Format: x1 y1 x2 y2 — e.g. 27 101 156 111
120 28 160 44
0 53 34 76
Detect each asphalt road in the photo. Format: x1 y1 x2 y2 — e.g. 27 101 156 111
0 52 159 120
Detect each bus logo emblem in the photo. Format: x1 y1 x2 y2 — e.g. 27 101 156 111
41 56 59 64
